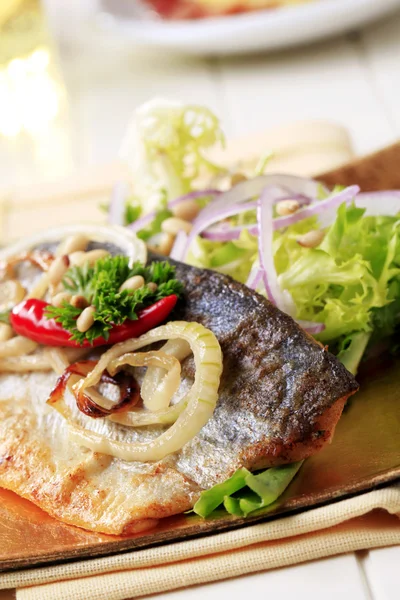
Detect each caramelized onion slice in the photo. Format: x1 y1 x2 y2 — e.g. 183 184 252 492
0 354 52 372
113 350 182 413
109 398 186 427
141 340 192 412
48 360 140 419
0 249 54 273
107 350 184 427
50 321 222 462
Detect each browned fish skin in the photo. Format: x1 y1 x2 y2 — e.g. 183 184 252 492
151 254 359 485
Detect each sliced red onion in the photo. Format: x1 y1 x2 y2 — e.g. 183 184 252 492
179 201 259 262
127 189 219 234
257 186 287 308
127 208 157 234
296 320 325 334
203 223 256 242
246 266 263 290
257 186 326 334
202 192 314 242
274 185 360 230
200 174 328 221
109 181 130 227
170 230 188 261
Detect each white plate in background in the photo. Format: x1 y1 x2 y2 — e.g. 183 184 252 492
94 0 400 55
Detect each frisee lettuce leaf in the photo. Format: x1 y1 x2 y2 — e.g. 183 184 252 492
120 99 226 219
186 201 400 374
193 462 303 518
276 203 400 367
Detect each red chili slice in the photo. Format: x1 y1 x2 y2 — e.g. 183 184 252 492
10 295 178 348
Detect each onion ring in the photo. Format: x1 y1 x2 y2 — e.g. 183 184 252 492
48 360 140 419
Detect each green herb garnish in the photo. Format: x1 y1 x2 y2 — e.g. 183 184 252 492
137 207 173 241
0 310 10 324
45 256 183 344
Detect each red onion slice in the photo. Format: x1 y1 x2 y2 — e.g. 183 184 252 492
274 185 360 230
201 185 358 242
203 224 255 242
257 186 287 307
257 186 326 334
180 201 259 261
170 230 188 260
246 266 263 290
200 174 328 221
297 321 325 335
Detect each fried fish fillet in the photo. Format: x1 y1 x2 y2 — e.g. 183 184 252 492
0 258 358 534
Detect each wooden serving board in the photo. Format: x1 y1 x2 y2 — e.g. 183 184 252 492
0 353 399 572
0 131 399 572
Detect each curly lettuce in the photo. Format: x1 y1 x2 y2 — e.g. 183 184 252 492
276 203 400 371
120 99 225 219
187 202 400 374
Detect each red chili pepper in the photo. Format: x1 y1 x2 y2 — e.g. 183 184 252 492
10 295 178 348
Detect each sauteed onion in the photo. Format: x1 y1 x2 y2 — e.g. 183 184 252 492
48 321 222 462
48 360 140 419
141 339 192 412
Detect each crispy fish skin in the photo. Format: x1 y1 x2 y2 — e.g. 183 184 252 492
157 256 359 485
0 255 358 534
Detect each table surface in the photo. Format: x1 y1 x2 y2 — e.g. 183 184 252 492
1 4 400 599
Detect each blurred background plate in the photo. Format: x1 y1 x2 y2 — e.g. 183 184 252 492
95 0 400 55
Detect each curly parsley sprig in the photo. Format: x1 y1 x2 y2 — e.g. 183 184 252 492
45 256 183 344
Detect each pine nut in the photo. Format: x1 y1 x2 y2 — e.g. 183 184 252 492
69 249 109 267
82 249 110 265
297 230 325 248
161 217 192 236
119 275 145 293
69 251 86 267
0 336 38 357
276 199 300 216
148 233 175 257
147 282 158 293
58 234 89 256
172 200 201 222
231 172 247 186
52 292 72 307
76 306 96 333
0 323 13 342
48 255 70 286
70 295 89 309
1 263 15 280
0 280 26 310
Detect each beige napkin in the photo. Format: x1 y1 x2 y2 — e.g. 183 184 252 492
0 485 398 600
2 122 398 600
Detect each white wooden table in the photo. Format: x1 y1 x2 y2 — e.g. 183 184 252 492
1 6 400 599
